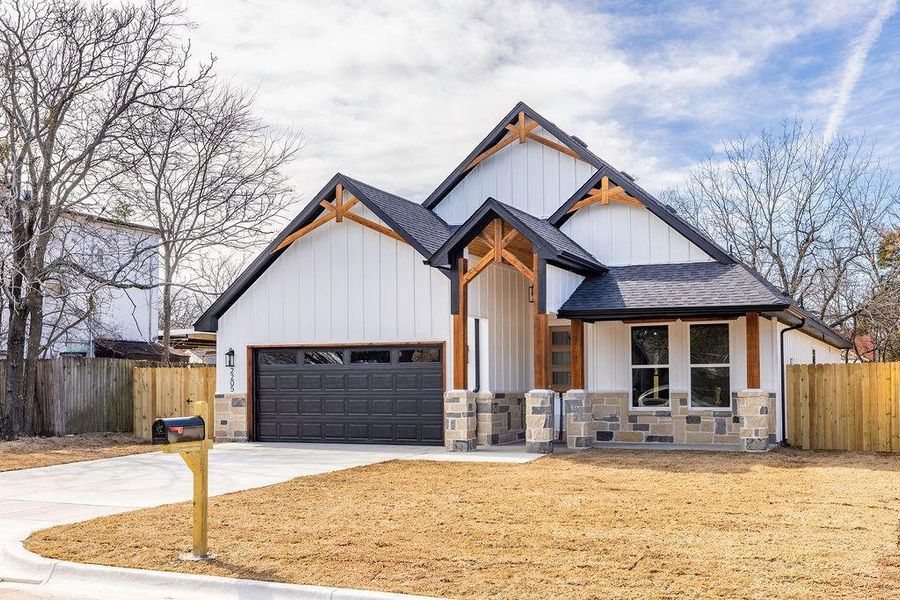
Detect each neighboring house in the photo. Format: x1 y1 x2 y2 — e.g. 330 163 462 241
165 328 217 364
35 211 162 360
196 102 849 451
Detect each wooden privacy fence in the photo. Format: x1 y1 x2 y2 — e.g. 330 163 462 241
0 358 135 436
787 362 900 452
133 365 216 441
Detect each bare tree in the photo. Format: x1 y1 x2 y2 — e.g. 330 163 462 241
168 253 248 330
114 80 302 360
0 0 204 439
667 120 899 355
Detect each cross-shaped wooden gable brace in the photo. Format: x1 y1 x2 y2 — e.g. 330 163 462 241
464 111 581 173
565 175 643 214
463 218 536 287
273 183 408 253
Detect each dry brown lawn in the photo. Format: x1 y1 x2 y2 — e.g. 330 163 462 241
25 448 900 599
0 432 151 472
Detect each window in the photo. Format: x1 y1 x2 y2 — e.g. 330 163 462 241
350 349 391 364
304 350 344 365
631 326 669 408
260 350 297 365
689 324 730 409
398 347 441 363
550 326 573 392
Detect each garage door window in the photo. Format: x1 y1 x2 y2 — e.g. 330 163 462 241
399 348 441 363
304 350 344 365
351 349 391 363
260 350 297 365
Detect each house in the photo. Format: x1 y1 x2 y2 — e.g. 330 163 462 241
36 211 163 360
196 102 849 452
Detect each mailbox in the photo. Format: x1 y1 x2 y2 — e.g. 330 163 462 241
152 416 206 445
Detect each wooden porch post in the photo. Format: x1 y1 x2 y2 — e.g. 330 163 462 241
533 253 549 389
453 257 468 389
571 318 584 389
746 311 760 389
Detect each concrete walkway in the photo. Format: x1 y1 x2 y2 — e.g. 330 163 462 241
0 442 537 599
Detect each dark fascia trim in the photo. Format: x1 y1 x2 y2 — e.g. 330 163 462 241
194 173 434 332
549 166 734 265
558 304 790 322
422 101 607 210
778 307 853 350
427 197 606 275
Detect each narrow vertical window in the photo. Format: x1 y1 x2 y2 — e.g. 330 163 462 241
631 326 669 408
689 324 731 409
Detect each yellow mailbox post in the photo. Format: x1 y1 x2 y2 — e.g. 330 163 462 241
155 400 214 561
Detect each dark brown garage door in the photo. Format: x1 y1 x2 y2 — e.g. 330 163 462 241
254 345 444 445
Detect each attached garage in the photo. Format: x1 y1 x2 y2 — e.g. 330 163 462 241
253 344 444 445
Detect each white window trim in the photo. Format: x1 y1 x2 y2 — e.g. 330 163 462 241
688 321 732 411
628 323 671 411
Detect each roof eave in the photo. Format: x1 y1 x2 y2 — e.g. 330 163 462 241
557 303 791 322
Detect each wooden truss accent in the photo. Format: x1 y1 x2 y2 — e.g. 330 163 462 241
462 219 536 286
566 175 643 215
464 111 578 173
273 185 406 253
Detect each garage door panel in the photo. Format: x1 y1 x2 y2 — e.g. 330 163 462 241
255 344 443 445
347 377 369 391
421 373 443 389
257 375 278 390
371 423 394 441
301 375 323 390
277 399 299 414
347 399 369 414
370 374 393 390
323 398 345 415
347 423 370 440
421 398 443 416
324 375 345 390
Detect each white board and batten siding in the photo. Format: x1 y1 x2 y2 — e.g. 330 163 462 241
434 127 596 225
466 260 533 393
216 201 452 394
546 265 584 314
561 202 713 266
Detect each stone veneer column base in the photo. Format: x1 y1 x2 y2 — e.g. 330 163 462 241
525 390 555 453
736 389 774 452
444 390 477 452
214 393 248 442
475 392 526 446
564 390 592 449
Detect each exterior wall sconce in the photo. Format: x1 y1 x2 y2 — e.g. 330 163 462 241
528 285 535 303
225 347 235 392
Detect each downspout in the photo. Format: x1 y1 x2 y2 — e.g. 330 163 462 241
779 318 805 445
472 318 480 393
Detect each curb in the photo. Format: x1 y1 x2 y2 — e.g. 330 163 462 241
1 541 441 600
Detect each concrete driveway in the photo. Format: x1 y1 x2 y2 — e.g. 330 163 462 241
0 441 535 599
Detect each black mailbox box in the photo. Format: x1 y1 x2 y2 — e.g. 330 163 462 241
152 416 206 445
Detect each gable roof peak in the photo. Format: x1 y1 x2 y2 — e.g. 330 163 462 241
423 102 608 210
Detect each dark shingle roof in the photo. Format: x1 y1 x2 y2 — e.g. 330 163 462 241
499 201 599 267
428 197 606 275
341 176 451 255
559 262 790 316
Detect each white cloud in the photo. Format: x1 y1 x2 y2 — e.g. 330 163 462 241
182 0 885 205
823 0 897 140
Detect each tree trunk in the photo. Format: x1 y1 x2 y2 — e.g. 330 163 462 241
2 305 28 440
160 251 174 367
23 289 45 435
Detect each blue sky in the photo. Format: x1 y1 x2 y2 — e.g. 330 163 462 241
186 0 899 205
